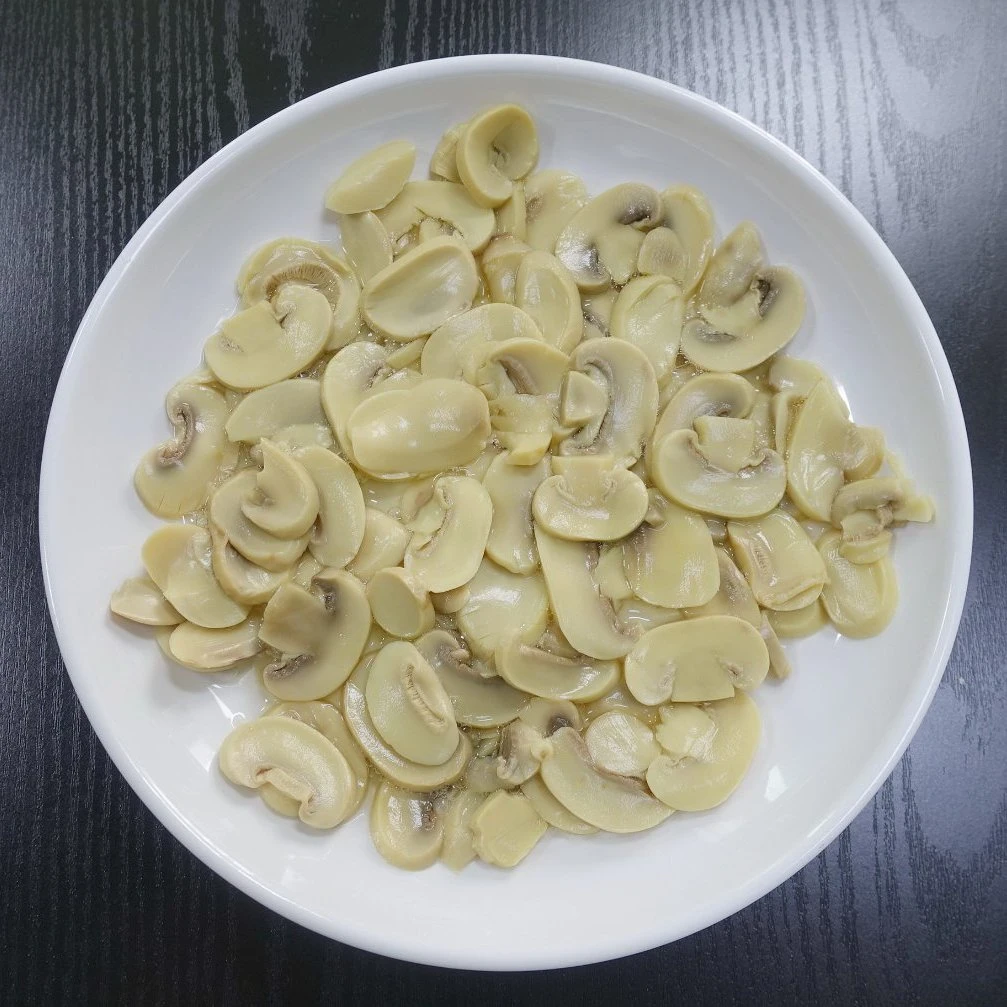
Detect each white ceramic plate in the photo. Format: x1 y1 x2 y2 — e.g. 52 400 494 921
39 55 972 971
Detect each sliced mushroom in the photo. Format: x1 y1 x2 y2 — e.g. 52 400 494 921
456 104 539 208
483 452 549 574
405 180 498 251
347 378 490 477
324 140 416 214
768 355 827 396
338 210 393 283
595 543 633 601
581 286 618 341
581 683 662 729
494 182 527 240
167 617 262 671
455 556 549 660
240 440 319 539
369 783 444 870
648 429 786 519
558 338 659 467
210 525 290 605
320 342 393 460
430 585 470 615
534 526 636 660
638 185 714 295
496 635 620 703
365 567 435 639
134 381 234 518
495 719 546 786
558 368 608 428
647 692 760 812
481 235 531 304
362 237 478 340
683 547 761 626
766 599 827 638
759 613 792 680
109 576 182 626
624 614 769 705
693 416 757 473
429 120 466 181
469 791 547 868
537 727 671 834
473 337 568 400
818 529 898 638
650 373 756 454
555 183 664 290
524 169 589 252
831 476 934 531
346 508 410 582
218 716 355 829
485 392 554 465
294 445 366 569
520 775 598 835
518 696 582 736
441 789 484 870
464 732 511 794
514 250 583 353
727 511 827 611
615 598 682 636
584 711 660 779
225 378 328 445
749 391 773 453
141 524 248 629
609 275 685 384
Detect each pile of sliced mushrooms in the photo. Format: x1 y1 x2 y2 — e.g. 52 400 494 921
111 104 934 871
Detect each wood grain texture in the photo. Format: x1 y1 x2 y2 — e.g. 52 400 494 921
2 0 1004 1002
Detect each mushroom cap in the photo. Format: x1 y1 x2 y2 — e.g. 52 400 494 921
365 567 435 640
109 576 182 626
650 373 756 456
338 210 393 283
474 337 569 399
167 617 262 671
520 775 598 835
347 508 410 582
645 184 715 295
456 104 539 208
495 636 620 702
514 250 583 353
610 275 685 384
480 235 531 304
482 452 549 575
369 783 445 871
429 120 466 181
241 440 320 540
818 529 898 638
209 527 291 606
225 378 327 444
584 711 660 779
295 445 366 569
524 169 588 252
324 139 416 214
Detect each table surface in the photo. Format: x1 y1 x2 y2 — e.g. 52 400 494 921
3 0 1005 1002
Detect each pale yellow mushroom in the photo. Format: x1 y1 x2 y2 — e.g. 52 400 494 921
365 567 435 639
831 476 935 532
495 636 620 702
624 614 769 705
346 508 410 582
295 446 366 569
109 576 182 626
429 121 466 181
403 180 498 252
650 373 756 457
494 182 527 240
482 452 549 575
683 547 761 627
749 391 774 453
595 543 633 601
818 529 898 638
456 104 539 208
514 250 583 353
523 169 588 251
693 415 757 473
324 139 416 214
167 617 262 671
208 523 291 605
518 696 582 736
481 235 531 303
768 355 827 396
759 613 792 680
473 337 568 402
441 789 485 870
766 599 828 638
421 303 543 379
370 783 445 871
338 210 393 283
584 711 660 779
615 598 683 635
581 683 662 728
225 378 328 445
495 719 547 786
637 185 714 295
610 275 684 383
241 440 320 539
520 776 598 835
558 368 608 428
470 791 547 868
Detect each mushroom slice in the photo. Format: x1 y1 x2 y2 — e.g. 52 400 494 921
766 599 827 638
559 368 609 428
555 183 664 290
110 576 182 626
494 183 527 240
421 303 543 379
292 446 365 569
610 275 685 384
366 567 435 640
523 169 589 252
749 391 773 453
134 381 232 518
533 455 649 542
347 508 410 582
768 356 827 396
759 613 792 680
225 378 327 444
429 120 466 181
623 493 719 608
441 790 484 870
319 341 391 459
693 416 757 473
417 630 529 728
818 529 898 638
595 542 633 602
651 373 756 450
518 696 582 736
493 719 545 786
347 378 491 477
362 236 478 340
218 716 355 829
141 525 248 629
639 185 715 295
581 684 662 729
210 525 290 605
481 235 531 304
727 511 827 611
240 440 319 539
624 615 769 705
470 791 547 868
514 250 583 353
338 210 393 283
831 476 934 530
210 470 309 570
473 337 568 401
456 104 539 208
683 547 761 626
370 783 444 871
649 429 786 519
538 727 671 834
496 636 620 703
407 180 497 252
324 139 416 214
584 711 660 779
520 776 598 835
404 475 493 593
559 338 659 466
616 598 682 635
343 658 472 790
771 390 804 455
647 692 760 812
786 379 886 521
534 527 636 660
455 556 549 660
483 452 549 575
167 617 262 671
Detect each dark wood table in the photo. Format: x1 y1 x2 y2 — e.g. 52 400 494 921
3 1 1004 1002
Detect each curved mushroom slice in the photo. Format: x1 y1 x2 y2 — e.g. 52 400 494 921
584 711 660 779
693 416 757 473
523 169 588 252
404 475 493 593
110 576 182 626
818 529 898 638
440 789 484 870
473 337 568 401
134 382 233 518
430 585 470 614
759 613 792 680
498 185 528 241
362 237 478 340
558 368 608 429
205 284 331 391
365 567 434 640
210 525 290 605
455 556 549 660
595 542 633 601
481 235 531 304
520 776 598 835
649 429 786 519
225 378 327 445
624 614 769 705
770 390 804 456
831 476 934 531
727 511 827 611
768 356 827 396
347 378 490 477
610 275 685 384
416 630 529 728
470 791 547 868
324 139 416 214
365 641 459 766
210 470 309 570
496 636 619 702
429 120 466 181
346 508 410 582
493 719 546 786
534 527 636 660
338 210 393 283
486 393 554 465
766 599 827 638
558 338 659 467
240 440 319 540
749 391 774 453
142 525 248 629
538 727 671 834
647 692 760 812
555 183 664 290
319 342 392 460
581 683 661 729
514 250 583 353
683 547 761 626
651 373 756 453
836 511 893 565
518 696 582 736
640 185 715 295
369 783 444 871
623 492 719 608
483 453 549 575
218 716 356 829
343 659 472 790
580 287 617 342
167 617 262 671
615 598 682 636
292 446 366 569
403 180 498 252
456 104 539 208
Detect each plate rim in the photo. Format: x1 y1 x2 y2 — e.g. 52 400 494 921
38 53 974 971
